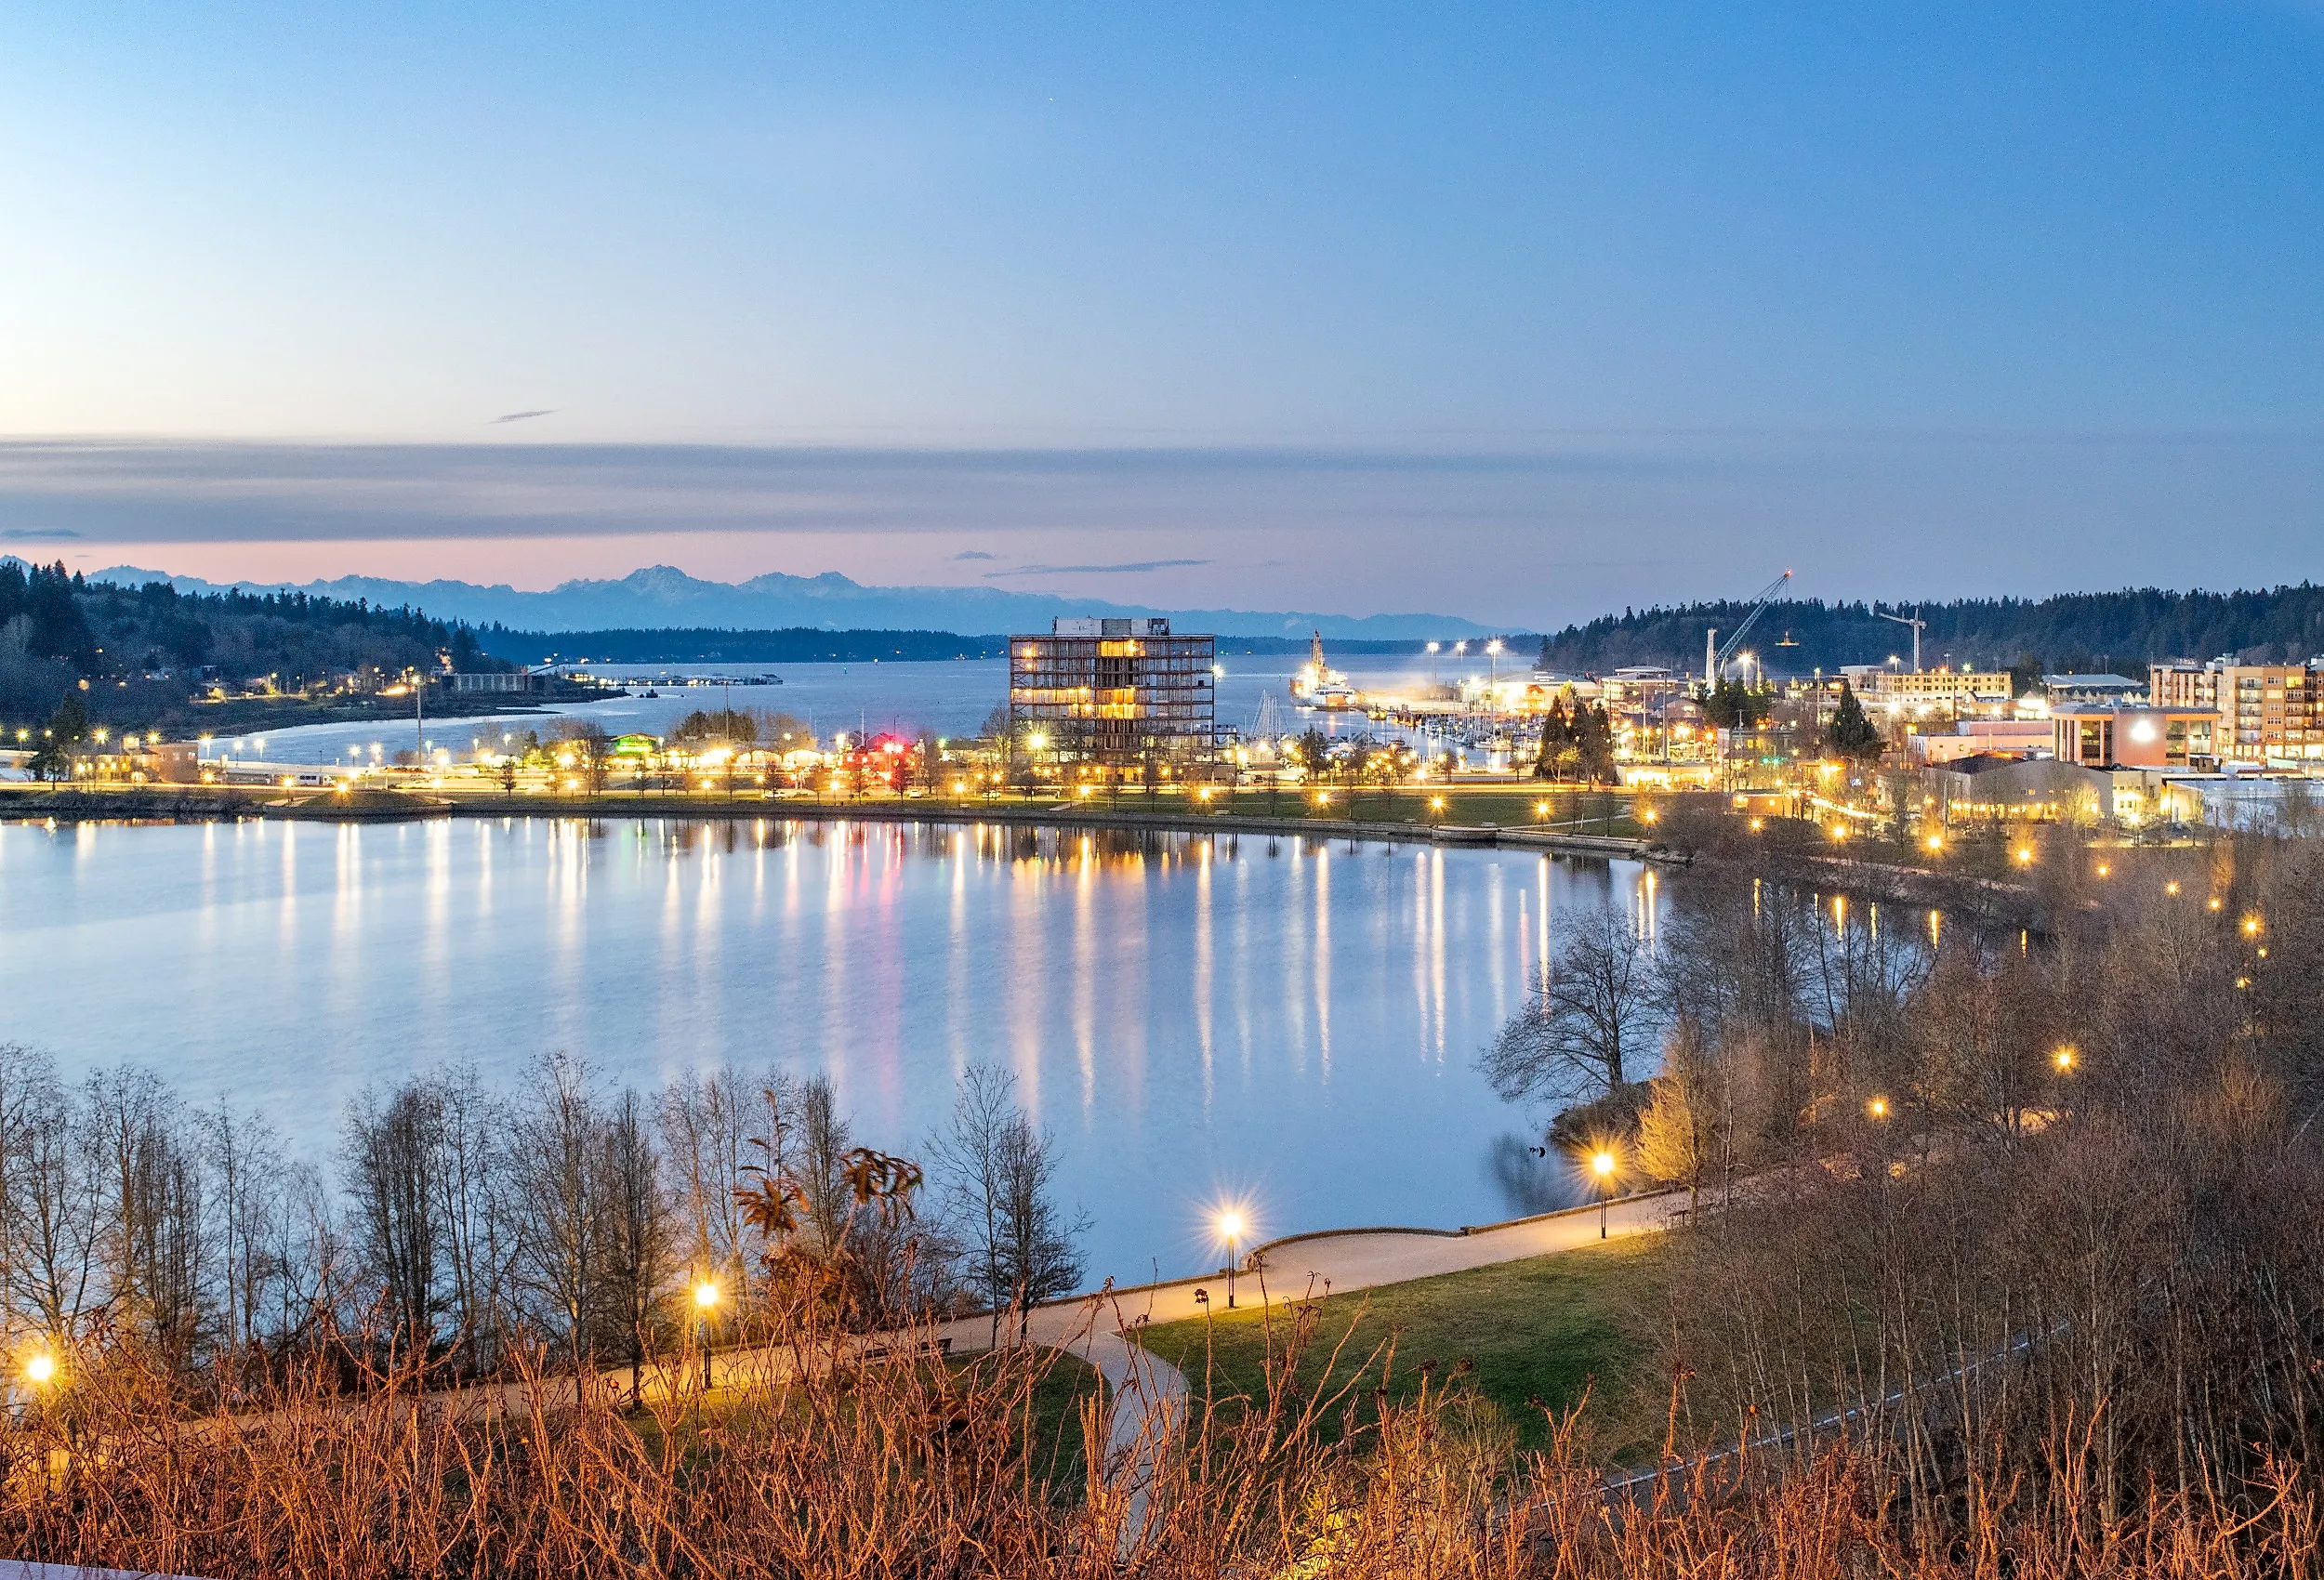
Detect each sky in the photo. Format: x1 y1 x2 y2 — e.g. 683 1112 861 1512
1 3 2319 625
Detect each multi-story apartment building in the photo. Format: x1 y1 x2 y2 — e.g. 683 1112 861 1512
2147 659 2323 763
2147 661 2220 712
1009 617 1216 770
2222 664 2319 760
1839 665 2013 718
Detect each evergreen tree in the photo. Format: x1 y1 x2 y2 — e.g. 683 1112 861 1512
1825 680 1885 762
1576 704 1619 784
1532 703 1574 781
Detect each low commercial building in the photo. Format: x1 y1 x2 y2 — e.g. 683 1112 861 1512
449 669 554 695
1009 616 1216 770
2041 673 2147 707
2154 773 2323 831
1921 756 2128 823
2050 703 2220 770
1908 718 2053 765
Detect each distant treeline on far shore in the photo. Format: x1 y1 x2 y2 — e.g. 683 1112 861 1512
1539 582 2324 678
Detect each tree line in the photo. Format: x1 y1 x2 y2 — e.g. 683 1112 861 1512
0 1047 1084 1404
0 560 503 738
1536 582 2324 677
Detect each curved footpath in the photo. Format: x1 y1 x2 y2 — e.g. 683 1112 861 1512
931 1190 1685 1529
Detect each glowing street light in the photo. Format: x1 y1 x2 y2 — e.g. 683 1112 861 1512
693 1279 721 1399
23 1350 57 1388
1217 1210 1247 1309
1868 1095 1890 1120
1590 1148 1618 1239
2053 1047 2076 1073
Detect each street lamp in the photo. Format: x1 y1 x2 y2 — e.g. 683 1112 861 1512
1218 1210 1246 1309
1591 1149 1617 1239
693 1279 720 1400
22 1350 56 1388
1868 1095 1890 1120
2053 1047 2076 1073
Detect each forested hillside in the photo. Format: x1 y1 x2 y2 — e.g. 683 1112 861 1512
1537 584 2324 677
0 559 499 736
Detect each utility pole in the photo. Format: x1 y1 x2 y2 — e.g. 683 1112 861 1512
415 668 425 775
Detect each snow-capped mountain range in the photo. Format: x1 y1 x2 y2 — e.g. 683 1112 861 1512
83 562 1492 641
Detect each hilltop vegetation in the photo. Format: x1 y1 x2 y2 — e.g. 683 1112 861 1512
0 559 501 737
1538 583 2324 676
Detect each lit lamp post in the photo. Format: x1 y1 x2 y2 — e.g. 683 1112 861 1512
693 1279 720 1404
1591 1149 1617 1239
16 1348 58 1429
1218 1210 1246 1309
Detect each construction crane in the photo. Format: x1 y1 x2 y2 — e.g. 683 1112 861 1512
1703 569 1793 683
1877 606 1925 673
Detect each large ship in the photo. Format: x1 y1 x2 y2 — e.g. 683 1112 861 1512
1292 631 1362 710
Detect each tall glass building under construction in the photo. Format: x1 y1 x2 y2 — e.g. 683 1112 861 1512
1009 617 1216 770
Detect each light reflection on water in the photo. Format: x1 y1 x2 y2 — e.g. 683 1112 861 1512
0 816 1651 1283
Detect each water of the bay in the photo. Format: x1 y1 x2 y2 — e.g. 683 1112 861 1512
0 815 1657 1284
217 653 1499 767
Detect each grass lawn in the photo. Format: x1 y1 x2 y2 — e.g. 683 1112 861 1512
992 1347 1110 1489
1134 1237 1670 1462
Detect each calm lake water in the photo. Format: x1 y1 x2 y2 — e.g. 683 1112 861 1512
0 816 1656 1283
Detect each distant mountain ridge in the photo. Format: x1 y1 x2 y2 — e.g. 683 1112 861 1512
86 563 1492 642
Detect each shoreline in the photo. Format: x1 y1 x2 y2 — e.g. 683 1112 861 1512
0 784 1687 863
0 786 2056 920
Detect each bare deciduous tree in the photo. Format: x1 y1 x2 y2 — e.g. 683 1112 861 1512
929 1063 1022 1350
1482 907 1657 1106
0 1045 96 1342
600 1087 673 1406
342 1080 447 1358
514 1052 607 1404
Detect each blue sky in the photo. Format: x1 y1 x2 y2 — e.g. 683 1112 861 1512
1 4 2318 623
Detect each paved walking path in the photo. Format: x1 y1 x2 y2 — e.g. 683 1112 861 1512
933 1190 1684 1525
